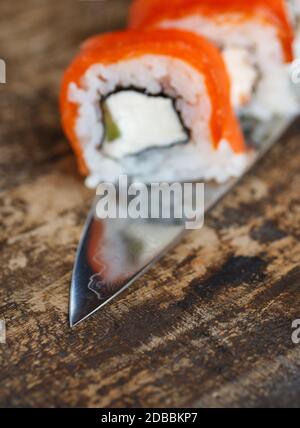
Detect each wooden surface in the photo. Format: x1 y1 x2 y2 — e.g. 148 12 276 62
1 0 300 408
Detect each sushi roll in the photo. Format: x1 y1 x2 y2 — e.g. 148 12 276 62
60 30 248 187
129 0 298 120
287 0 300 56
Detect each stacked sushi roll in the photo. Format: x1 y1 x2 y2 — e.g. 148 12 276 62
60 1 297 188
287 0 300 56
130 0 298 120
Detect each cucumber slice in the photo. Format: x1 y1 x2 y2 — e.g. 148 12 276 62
102 103 121 142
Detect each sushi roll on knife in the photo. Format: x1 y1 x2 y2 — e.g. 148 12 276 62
129 0 298 120
60 30 249 187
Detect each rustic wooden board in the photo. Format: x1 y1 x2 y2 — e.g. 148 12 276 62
1 0 300 408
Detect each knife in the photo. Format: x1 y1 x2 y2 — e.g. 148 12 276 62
70 116 294 326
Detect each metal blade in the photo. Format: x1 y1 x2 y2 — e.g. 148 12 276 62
70 117 293 326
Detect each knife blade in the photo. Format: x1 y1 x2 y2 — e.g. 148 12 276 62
70 116 293 326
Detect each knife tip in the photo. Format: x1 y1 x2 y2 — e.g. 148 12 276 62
69 315 82 328
69 311 94 328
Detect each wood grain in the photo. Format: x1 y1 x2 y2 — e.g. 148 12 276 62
1 0 300 408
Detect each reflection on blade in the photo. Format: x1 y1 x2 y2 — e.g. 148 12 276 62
70 214 185 326
70 117 293 326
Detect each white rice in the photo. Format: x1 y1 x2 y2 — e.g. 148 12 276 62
159 15 299 119
69 55 249 188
